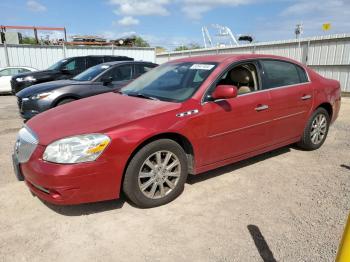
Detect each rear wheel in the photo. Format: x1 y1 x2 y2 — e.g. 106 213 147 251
123 139 188 208
56 98 76 107
298 107 330 150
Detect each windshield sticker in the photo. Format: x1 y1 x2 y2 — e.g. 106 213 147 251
190 64 215 70
101 65 110 69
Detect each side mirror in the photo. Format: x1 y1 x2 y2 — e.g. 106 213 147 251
101 76 113 85
60 67 70 74
211 85 238 100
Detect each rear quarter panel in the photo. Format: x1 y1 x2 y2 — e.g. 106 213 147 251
308 68 341 123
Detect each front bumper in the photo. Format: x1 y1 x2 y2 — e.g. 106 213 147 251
11 79 33 94
14 145 122 205
17 97 52 120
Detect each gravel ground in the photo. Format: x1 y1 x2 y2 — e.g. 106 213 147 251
0 95 349 262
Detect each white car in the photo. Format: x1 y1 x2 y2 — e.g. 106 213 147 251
0 66 37 94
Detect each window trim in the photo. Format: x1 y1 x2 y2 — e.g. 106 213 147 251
258 58 311 91
201 58 312 104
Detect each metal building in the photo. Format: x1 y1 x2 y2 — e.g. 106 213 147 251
156 34 350 92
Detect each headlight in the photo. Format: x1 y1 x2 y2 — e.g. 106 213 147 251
43 134 111 164
31 92 52 100
16 76 37 82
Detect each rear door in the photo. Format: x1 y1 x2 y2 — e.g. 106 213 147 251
59 57 87 79
259 59 313 144
94 64 134 93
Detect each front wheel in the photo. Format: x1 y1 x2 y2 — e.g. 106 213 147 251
123 139 188 208
298 107 330 150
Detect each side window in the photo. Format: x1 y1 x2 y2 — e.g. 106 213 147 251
215 63 259 95
9 68 29 75
105 65 133 81
0 69 11 76
9 69 20 75
87 57 104 68
18 68 31 74
260 60 306 89
65 58 86 71
135 64 156 77
64 59 76 71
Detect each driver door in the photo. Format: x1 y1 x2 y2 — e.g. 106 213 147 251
59 57 87 79
90 64 134 95
202 62 274 165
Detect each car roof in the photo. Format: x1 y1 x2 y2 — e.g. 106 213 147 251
172 54 303 65
67 55 131 58
0 66 36 70
101 61 157 66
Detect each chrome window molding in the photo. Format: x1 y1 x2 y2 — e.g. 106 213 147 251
200 58 311 105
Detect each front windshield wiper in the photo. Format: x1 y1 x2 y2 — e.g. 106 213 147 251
123 92 159 101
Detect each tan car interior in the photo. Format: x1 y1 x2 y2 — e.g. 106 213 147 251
218 63 258 95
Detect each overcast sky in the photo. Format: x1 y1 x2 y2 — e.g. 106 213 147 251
1 0 349 49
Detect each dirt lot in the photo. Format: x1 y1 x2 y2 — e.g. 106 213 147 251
0 95 349 262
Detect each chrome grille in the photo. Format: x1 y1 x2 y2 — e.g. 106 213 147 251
15 126 38 163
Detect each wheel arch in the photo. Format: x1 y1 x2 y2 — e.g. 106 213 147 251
122 132 195 182
52 94 81 107
315 102 333 120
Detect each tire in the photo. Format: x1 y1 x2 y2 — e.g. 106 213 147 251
123 139 188 208
56 98 76 107
298 107 330 150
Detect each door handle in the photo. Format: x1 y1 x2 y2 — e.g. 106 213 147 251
301 95 312 100
255 104 269 111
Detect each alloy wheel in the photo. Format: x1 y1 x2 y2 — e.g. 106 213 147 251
310 113 327 145
138 150 181 199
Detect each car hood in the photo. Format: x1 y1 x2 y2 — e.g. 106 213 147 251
27 92 181 145
17 80 91 97
14 69 56 80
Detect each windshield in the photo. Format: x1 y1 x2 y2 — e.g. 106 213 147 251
47 59 69 70
122 62 217 102
73 64 111 81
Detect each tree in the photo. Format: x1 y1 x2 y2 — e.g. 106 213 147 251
155 46 166 53
134 36 150 47
174 43 202 51
21 37 37 45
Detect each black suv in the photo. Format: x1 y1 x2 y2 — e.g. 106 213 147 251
11 55 133 94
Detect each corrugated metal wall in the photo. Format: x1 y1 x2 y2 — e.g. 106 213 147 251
0 44 156 70
157 34 350 92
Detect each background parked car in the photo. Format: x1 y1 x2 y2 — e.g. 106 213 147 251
11 55 134 94
0 67 37 94
16 61 158 119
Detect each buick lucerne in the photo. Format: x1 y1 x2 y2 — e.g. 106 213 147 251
12 54 341 208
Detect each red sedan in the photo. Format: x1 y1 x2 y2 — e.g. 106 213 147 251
12 54 341 208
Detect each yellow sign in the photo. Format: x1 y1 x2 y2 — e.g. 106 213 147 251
322 23 331 31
